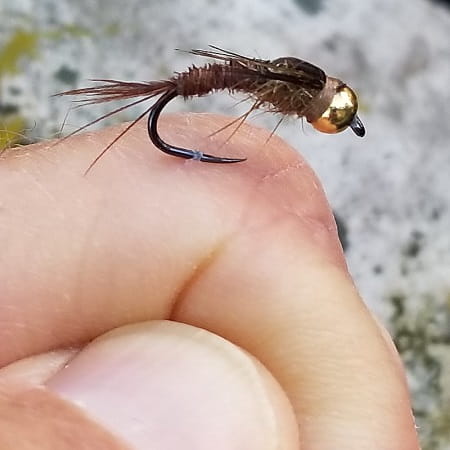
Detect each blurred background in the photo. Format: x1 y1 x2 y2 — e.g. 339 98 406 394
1 0 449 447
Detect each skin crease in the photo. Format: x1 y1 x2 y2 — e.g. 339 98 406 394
0 114 420 449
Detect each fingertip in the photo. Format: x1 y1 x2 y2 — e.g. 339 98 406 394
46 321 299 450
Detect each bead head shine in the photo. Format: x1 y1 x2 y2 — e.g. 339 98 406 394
311 85 359 134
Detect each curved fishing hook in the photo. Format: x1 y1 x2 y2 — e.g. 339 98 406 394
147 90 247 163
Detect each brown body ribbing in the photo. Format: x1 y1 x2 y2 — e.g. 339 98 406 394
173 62 330 120
173 63 257 97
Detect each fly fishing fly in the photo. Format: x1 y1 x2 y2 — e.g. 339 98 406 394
55 46 365 174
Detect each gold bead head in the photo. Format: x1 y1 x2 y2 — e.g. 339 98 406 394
311 85 364 136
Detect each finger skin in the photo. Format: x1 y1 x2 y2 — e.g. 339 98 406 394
0 114 419 449
0 322 299 450
47 321 299 450
0 382 130 450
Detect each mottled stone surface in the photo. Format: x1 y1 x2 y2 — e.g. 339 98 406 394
1 0 449 448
